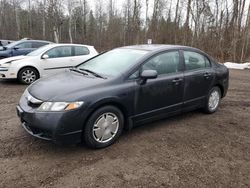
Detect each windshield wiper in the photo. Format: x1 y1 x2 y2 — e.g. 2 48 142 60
70 67 88 75
79 68 107 79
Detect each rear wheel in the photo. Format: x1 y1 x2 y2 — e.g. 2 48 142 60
18 67 39 85
83 106 124 149
204 86 221 114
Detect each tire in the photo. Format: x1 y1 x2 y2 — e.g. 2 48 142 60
18 67 39 85
203 86 221 114
83 105 124 149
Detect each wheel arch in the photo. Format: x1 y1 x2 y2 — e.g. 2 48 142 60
84 100 132 132
17 66 41 79
214 84 224 98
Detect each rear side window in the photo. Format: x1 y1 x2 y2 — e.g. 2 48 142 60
142 51 180 76
74 46 90 56
205 57 211 67
32 42 48 48
184 51 208 71
45 46 73 58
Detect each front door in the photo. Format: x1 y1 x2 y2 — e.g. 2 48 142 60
41 46 74 77
133 51 184 121
12 42 34 56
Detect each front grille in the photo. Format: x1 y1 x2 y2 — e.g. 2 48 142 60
22 121 52 140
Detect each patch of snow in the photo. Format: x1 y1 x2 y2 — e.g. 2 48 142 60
224 62 250 70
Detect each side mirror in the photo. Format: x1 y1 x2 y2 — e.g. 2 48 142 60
13 46 20 50
42 54 49 59
141 70 158 79
139 70 158 85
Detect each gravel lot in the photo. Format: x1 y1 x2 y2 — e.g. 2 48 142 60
0 69 250 188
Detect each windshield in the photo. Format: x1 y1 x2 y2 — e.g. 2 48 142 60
77 48 147 77
26 45 50 56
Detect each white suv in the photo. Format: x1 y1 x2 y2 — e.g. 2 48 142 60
0 44 98 84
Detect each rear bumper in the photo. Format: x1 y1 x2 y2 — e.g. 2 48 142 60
222 73 229 98
16 105 85 145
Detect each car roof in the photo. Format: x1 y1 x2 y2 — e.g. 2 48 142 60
19 39 52 43
120 44 202 52
45 43 93 48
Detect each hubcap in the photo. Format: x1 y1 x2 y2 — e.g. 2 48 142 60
208 90 220 111
22 70 36 84
92 112 119 143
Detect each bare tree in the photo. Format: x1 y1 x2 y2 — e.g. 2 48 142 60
0 0 250 62
13 0 21 38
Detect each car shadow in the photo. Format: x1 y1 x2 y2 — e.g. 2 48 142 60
32 110 204 151
0 79 20 86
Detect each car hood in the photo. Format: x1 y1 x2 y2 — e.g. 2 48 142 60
0 55 26 65
28 71 109 101
0 47 9 52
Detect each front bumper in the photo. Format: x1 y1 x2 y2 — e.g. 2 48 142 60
16 98 87 145
0 67 17 79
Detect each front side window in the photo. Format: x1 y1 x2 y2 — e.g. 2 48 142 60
16 42 32 48
74 46 89 56
45 46 72 58
184 51 207 71
142 51 180 76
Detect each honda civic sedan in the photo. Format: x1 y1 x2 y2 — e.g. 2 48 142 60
17 45 229 149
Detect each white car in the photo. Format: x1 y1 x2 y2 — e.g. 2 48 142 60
0 44 98 84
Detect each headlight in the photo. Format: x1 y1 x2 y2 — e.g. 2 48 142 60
38 101 84 112
0 62 12 67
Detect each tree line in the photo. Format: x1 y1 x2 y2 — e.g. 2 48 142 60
0 0 250 62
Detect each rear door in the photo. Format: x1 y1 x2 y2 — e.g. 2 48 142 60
41 46 74 77
182 50 214 110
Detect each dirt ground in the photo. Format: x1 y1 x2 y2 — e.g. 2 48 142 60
0 69 250 188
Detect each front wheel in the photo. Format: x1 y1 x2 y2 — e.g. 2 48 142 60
83 106 124 149
18 67 39 85
203 86 221 114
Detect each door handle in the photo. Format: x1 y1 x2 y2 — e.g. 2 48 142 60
172 78 183 85
204 72 211 79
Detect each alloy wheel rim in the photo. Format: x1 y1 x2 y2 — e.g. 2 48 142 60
22 70 36 84
92 112 119 143
208 90 220 111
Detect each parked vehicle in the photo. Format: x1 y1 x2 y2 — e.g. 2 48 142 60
16 45 229 149
0 39 51 59
0 44 98 84
0 39 15 47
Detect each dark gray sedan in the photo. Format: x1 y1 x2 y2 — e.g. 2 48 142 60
17 45 229 149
